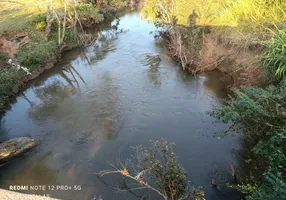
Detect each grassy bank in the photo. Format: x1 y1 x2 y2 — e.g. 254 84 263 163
142 0 286 199
0 0 132 110
142 0 286 86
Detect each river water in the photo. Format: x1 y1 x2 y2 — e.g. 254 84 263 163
0 11 243 200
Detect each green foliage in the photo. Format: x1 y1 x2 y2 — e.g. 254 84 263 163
137 140 187 199
31 13 47 25
16 37 57 69
0 53 8 62
75 3 104 24
0 68 21 109
211 85 286 199
228 183 259 195
249 172 286 200
262 28 286 81
134 139 205 200
34 21 46 31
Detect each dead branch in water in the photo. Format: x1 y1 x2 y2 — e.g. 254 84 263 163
97 168 167 199
97 139 205 200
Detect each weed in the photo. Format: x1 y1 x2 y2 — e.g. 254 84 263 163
262 28 286 81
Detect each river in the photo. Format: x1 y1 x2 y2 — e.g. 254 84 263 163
0 11 244 200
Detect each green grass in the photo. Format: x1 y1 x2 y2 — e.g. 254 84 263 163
142 0 286 33
0 68 21 109
0 0 127 110
262 28 286 81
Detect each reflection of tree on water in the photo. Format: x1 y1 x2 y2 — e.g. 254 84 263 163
233 138 265 185
28 67 120 153
88 29 121 63
202 71 232 100
148 67 161 87
28 80 75 121
94 72 120 140
142 54 162 87
24 69 121 197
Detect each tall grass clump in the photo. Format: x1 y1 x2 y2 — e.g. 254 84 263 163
262 28 286 81
220 0 286 30
142 0 286 32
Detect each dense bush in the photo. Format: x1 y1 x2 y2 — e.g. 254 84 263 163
17 39 57 69
211 84 286 199
76 3 104 24
30 13 47 30
99 139 205 200
142 0 286 31
0 68 21 109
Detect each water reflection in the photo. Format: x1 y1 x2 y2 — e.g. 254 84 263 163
28 80 75 121
142 54 162 87
0 11 241 200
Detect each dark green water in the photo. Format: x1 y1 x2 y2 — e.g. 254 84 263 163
0 12 244 200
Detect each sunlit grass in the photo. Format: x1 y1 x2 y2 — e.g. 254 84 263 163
142 0 286 33
0 0 69 34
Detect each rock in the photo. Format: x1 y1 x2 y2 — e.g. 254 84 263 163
0 137 36 163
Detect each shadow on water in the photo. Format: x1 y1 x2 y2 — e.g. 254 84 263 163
0 11 246 200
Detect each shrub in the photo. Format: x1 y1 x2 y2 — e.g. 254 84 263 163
262 28 286 81
0 53 8 62
0 68 21 109
16 40 57 70
30 14 47 31
211 84 286 199
75 3 104 24
98 139 205 200
34 21 47 31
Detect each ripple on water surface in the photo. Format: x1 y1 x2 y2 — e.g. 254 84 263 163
0 11 243 200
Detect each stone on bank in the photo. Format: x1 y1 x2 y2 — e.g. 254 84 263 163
0 137 36 163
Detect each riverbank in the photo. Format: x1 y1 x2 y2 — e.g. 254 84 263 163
142 0 286 199
142 0 286 88
165 26 265 87
0 0 136 111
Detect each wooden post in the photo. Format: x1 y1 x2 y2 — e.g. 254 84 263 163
230 164 237 181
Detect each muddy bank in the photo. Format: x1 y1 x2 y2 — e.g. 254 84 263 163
165 26 264 87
